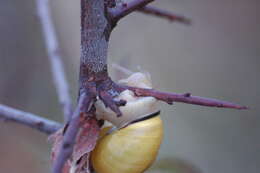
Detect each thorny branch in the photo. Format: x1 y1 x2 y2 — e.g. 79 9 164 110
36 0 73 122
113 64 247 110
116 85 248 110
0 104 61 134
138 6 191 24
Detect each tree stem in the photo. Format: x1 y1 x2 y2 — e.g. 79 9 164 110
80 0 112 90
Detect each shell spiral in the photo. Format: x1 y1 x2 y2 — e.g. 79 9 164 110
91 115 163 173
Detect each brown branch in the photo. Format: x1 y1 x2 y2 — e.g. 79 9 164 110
36 0 73 122
109 0 154 22
52 92 94 173
112 65 246 109
138 6 191 25
0 104 61 134
116 85 248 110
80 0 124 117
51 1 128 171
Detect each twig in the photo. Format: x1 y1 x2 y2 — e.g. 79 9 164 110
52 92 94 173
138 6 191 25
0 104 61 134
109 0 154 22
116 86 248 110
36 0 73 122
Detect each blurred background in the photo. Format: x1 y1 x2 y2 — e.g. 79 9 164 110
0 0 259 173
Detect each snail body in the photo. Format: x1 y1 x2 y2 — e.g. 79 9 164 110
92 72 164 173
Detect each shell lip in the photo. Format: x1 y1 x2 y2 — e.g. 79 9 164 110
128 110 161 125
105 110 161 135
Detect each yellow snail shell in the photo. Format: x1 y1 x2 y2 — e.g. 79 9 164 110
92 72 163 173
91 115 163 173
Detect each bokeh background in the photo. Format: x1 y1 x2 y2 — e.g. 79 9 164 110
0 0 259 173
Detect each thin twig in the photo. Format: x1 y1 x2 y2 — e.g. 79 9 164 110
109 0 154 22
36 0 73 122
138 6 191 25
116 86 248 110
52 92 93 173
0 104 61 134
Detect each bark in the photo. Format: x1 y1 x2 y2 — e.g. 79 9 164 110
80 0 112 90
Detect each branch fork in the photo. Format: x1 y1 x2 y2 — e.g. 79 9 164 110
107 0 190 25
80 74 127 117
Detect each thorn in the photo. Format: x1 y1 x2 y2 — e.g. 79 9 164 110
237 106 249 110
167 101 174 105
115 99 127 106
62 123 69 135
99 91 123 117
117 112 122 117
183 93 191 97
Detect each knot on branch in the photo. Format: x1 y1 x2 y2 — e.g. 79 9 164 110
80 74 127 117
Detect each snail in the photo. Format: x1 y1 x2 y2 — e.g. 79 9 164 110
91 72 164 173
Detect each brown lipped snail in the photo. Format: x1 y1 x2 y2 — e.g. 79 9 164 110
92 72 164 173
